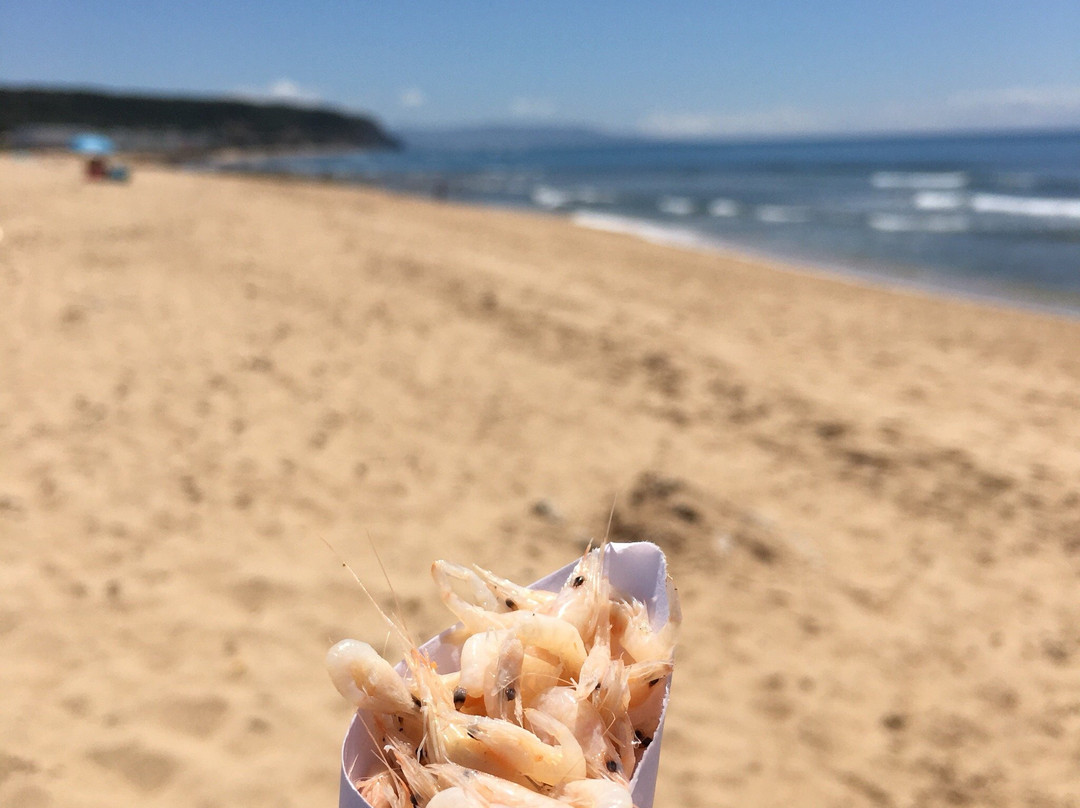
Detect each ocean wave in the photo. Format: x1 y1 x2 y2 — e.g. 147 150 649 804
970 193 1080 219
868 213 969 233
913 191 965 211
871 171 968 190
571 211 711 250
658 196 694 216
756 205 808 224
707 198 739 217
532 185 572 209
531 184 615 209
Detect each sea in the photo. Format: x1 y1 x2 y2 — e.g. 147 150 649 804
218 130 1080 315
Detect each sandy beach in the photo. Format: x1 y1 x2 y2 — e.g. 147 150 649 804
3 154 1080 808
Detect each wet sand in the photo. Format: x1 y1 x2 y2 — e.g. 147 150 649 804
2 154 1080 808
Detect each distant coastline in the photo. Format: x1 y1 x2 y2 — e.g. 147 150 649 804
0 85 398 158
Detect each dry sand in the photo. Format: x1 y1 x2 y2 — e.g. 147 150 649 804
2 154 1080 808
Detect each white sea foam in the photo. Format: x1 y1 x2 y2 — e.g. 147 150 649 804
532 185 572 209
868 213 969 233
531 184 615 208
707 198 739 217
913 191 965 210
970 193 1080 219
871 171 968 190
658 196 694 216
756 205 808 224
571 211 712 250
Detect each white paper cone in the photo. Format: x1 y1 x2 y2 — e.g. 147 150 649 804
338 541 674 808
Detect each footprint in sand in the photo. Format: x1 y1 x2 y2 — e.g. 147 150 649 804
0 751 38 786
88 743 177 792
230 575 296 614
153 695 230 738
0 610 21 637
641 351 684 398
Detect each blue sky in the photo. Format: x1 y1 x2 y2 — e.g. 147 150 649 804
4 1 1080 137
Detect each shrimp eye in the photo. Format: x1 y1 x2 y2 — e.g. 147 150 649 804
412 695 423 709
606 759 619 772
572 575 585 587
504 686 517 701
648 678 660 687
453 687 467 707
505 598 516 609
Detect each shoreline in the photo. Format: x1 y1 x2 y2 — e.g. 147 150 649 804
565 207 1080 322
203 157 1080 323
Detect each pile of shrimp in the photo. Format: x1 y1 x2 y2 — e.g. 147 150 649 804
326 545 680 808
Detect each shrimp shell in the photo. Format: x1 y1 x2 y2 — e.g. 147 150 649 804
327 639 418 715
465 711 586 786
556 779 634 808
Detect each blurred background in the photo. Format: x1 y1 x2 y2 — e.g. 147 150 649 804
7 2 1080 310
3 4 1080 808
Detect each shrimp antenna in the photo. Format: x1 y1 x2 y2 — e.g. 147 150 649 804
600 491 618 570
348 714 407 801
603 492 618 544
344 745 365 788
356 713 394 772
366 529 417 649
319 535 412 650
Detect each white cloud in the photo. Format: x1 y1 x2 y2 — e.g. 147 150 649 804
400 87 427 108
949 85 1080 111
637 107 823 138
233 78 322 107
945 85 1080 127
637 87 1080 139
267 79 310 101
856 86 1080 133
509 97 557 119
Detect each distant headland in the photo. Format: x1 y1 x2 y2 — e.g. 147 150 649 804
0 85 399 156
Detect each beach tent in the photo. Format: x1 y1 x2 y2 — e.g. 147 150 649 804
70 133 115 155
